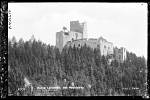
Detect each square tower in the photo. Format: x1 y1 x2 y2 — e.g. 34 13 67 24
114 47 127 63
81 21 87 39
70 21 87 39
70 21 83 33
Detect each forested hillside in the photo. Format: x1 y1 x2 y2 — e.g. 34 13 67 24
8 36 147 96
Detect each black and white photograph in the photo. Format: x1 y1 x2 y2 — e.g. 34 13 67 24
8 2 148 96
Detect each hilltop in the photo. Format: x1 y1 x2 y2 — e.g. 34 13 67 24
8 36 147 96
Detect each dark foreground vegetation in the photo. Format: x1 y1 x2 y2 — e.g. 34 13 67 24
8 36 147 96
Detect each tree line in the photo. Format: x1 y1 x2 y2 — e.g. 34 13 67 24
8 36 147 96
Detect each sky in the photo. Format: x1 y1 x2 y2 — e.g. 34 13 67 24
8 3 147 58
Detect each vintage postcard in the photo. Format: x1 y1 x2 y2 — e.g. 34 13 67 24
8 2 148 97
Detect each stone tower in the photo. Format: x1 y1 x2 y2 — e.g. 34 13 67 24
70 20 87 39
82 21 87 39
114 47 127 63
56 21 87 52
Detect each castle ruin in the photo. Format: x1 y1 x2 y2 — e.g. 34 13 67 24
56 21 127 63
56 21 87 52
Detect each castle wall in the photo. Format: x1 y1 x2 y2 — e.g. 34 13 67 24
63 32 71 47
56 21 128 64
114 47 127 63
107 42 114 55
56 21 87 52
69 31 83 40
66 39 87 48
56 30 83 52
86 39 98 49
62 31 83 48
65 37 114 57
98 37 113 56
121 47 127 61
57 31 115 58
82 22 87 39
